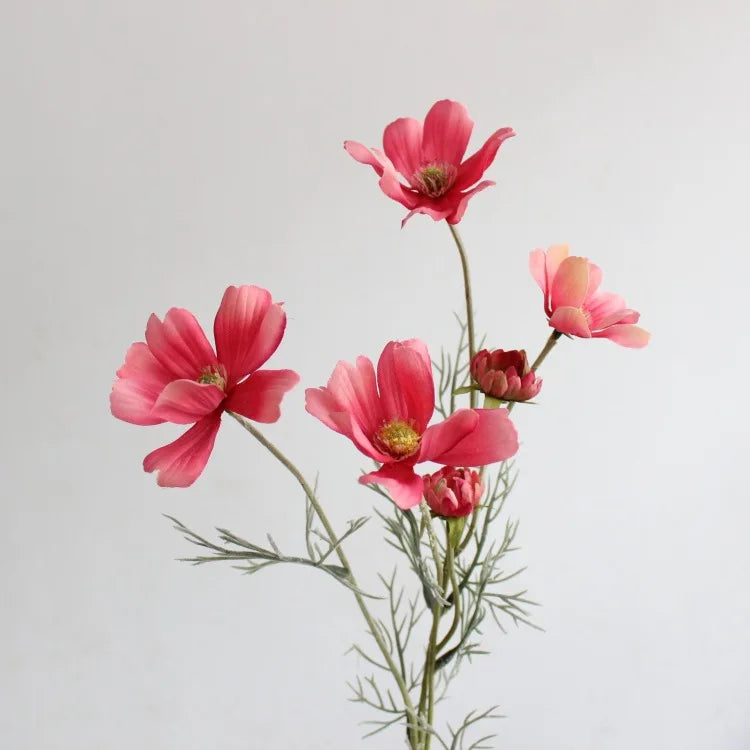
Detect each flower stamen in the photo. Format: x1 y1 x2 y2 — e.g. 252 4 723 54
197 364 227 391
374 419 421 459
412 162 457 198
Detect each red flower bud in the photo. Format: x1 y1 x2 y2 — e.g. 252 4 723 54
423 466 484 518
470 349 542 402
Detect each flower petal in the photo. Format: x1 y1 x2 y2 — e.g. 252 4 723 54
422 100 473 166
401 203 454 226
145 309 217 379
151 380 226 424
225 369 300 423
328 356 383 436
142 411 222 487
344 141 419 210
548 306 592 337
382 117 424 181
110 342 173 425
429 408 518 466
545 245 570 286
529 249 548 295
419 409 478 463
359 463 424 510
455 127 515 190
593 324 651 348
305 387 350 435
377 340 434 431
445 180 494 224
213 285 286 383
551 256 589 309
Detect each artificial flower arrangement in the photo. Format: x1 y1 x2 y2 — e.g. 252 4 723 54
111 99 648 748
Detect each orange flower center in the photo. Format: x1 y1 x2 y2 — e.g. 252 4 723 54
197 365 227 391
413 162 457 198
374 420 421 459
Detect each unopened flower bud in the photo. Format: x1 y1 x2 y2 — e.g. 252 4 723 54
423 467 484 518
470 349 542 403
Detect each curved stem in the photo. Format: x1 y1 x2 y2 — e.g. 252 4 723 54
229 413 418 744
447 222 477 409
507 330 562 415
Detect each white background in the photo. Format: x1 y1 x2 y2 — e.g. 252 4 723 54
3 1 749 748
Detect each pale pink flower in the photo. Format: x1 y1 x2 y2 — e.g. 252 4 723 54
111 285 300 487
305 339 518 510
471 349 542 402
529 245 650 348
423 467 484 518
344 99 515 226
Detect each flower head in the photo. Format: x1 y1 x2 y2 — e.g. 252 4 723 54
305 339 518 510
423 467 484 518
111 285 300 487
471 349 542 402
529 245 650 348
344 99 515 226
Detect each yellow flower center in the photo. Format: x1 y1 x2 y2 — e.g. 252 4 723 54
197 365 227 391
375 420 421 459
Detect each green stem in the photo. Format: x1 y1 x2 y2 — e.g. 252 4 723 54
229 413 419 746
507 330 562 414
531 329 562 371
447 222 477 409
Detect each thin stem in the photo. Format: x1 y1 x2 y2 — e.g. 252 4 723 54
229 413 418 744
447 222 477 409
507 330 562 414
436 537 460 653
531 329 562 372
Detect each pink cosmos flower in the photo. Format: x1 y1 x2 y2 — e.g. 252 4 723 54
111 285 300 487
423 467 484 518
344 99 515 226
529 245 650 348
470 349 542 402
305 339 518 510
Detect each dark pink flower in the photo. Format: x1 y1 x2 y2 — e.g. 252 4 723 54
344 99 515 226
111 285 300 487
423 467 484 518
529 245 650 348
305 339 518 510
470 349 542 402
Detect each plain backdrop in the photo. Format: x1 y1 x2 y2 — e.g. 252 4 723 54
2 1 749 748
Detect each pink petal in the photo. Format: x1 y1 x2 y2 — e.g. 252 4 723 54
419 409 478 463
551 256 589 309
445 180 494 224
145 309 217 380
529 249 548 295
382 117 424 181
585 291 628 329
377 340 434 431
401 203 454 226
143 411 222 487
422 100 473 166
593 324 650 348
110 342 173 425
545 245 570 287
327 355 384 437
548 307 592 337
455 127 515 191
344 141 419 210
585 263 603 300
305 386 351 435
225 368 299 423
151 379 226 424
429 408 518 466
213 285 286 383
359 463 424 510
